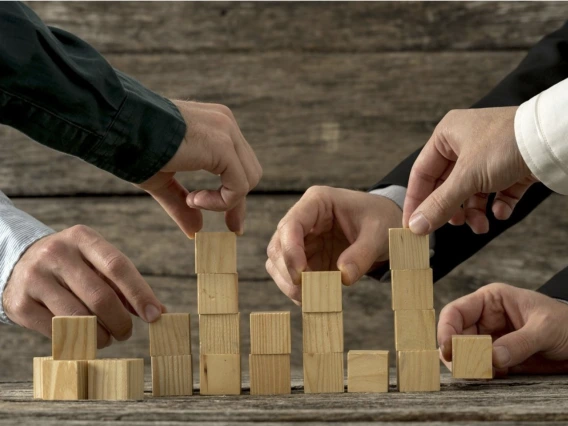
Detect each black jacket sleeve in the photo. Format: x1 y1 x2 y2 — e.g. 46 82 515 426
0 2 186 183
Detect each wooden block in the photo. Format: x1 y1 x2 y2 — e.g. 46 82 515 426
249 354 291 395
33 356 51 399
250 312 291 354
303 353 344 394
347 350 389 393
52 316 97 360
149 313 191 356
394 309 436 350
302 312 344 353
42 360 88 400
397 350 440 392
452 335 493 379
301 271 342 313
199 354 241 395
388 228 429 270
199 314 240 354
88 359 144 400
391 269 434 310
197 273 239 314
151 355 193 396
195 232 237 273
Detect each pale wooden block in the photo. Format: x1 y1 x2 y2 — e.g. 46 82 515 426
88 359 144 400
250 312 291 354
302 312 344 353
249 354 291 395
42 360 88 400
394 309 436 350
303 353 344 394
149 313 191 356
33 356 51 399
391 269 434 310
197 273 239 314
452 335 493 379
388 228 429 270
52 316 97 360
347 350 389 393
195 232 237 273
199 313 240 354
301 271 342 313
151 355 193 396
199 354 241 395
397 350 440 392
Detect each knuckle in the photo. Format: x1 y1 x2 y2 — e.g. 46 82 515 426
103 254 131 278
88 286 113 312
114 318 134 341
9 296 34 319
37 239 68 261
213 104 234 119
213 112 234 133
266 240 279 259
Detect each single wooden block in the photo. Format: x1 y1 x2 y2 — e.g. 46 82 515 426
151 355 193 396
250 312 291 354
388 228 429 270
452 335 493 379
249 354 291 395
199 313 240 354
88 359 144 400
52 316 97 360
42 360 88 400
195 232 237 273
391 269 434 310
149 313 191 356
199 354 241 395
347 350 389 393
394 309 436 350
301 271 342 313
33 356 51 399
303 352 344 394
397 350 440 392
302 312 344 353
197 273 239 314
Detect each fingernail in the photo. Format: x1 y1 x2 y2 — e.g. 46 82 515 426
409 212 430 234
339 263 359 285
144 304 161 323
493 346 511 367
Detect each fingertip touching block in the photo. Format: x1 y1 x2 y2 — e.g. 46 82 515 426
302 312 344 353
348 350 389 393
33 356 51 399
197 273 239 314
452 335 493 379
195 232 237 273
397 350 440 392
42 360 88 400
88 359 144 400
149 313 191 356
249 354 291 395
391 269 434 310
303 352 344 394
199 354 241 395
199 313 240 354
52 316 97 360
250 312 291 354
388 228 429 270
151 355 193 396
394 309 436 350
301 271 342 312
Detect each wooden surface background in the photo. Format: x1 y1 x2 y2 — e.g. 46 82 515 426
2 2 568 381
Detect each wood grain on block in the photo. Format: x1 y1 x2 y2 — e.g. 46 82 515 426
250 312 291 354
397 350 440 392
151 355 193 396
33 356 51 399
301 271 342 313
197 273 239 314
347 350 389 393
394 309 436 351
199 354 241 395
302 312 344 353
452 335 493 379
249 354 291 395
42 360 88 400
199 314 240 354
303 352 344 394
87 359 144 400
149 313 191 356
52 316 97 360
195 232 237 274
391 269 434 310
388 228 429 270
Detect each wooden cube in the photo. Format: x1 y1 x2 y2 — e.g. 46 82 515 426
249 354 291 395
301 271 342 312
302 312 344 353
199 314 240 354
199 354 241 395
52 316 97 360
452 335 493 379
33 356 51 399
397 350 440 392
394 309 436 350
388 228 429 270
195 232 237 273
42 360 88 400
88 359 144 400
151 355 193 396
391 269 434 310
149 313 191 356
347 350 389 393
250 312 291 354
197 273 239 314
303 353 344 394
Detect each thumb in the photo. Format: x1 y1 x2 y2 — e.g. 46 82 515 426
337 231 382 286
492 322 542 369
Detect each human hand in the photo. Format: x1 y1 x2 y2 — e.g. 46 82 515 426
438 283 568 376
403 107 537 235
137 101 262 238
2 225 164 348
266 186 402 304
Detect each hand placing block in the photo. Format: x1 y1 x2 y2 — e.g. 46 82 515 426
397 350 440 392
452 335 493 379
348 350 389 393
249 354 291 395
88 359 144 400
391 269 434 310
149 313 191 356
250 312 291 354
195 232 237 273
199 354 241 395
394 309 436 350
52 316 97 360
301 271 342 312
388 228 429 270
42 360 87 400
152 355 193 396
198 273 239 314
303 352 344 394
302 312 344 353
33 356 51 399
199 313 240 354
